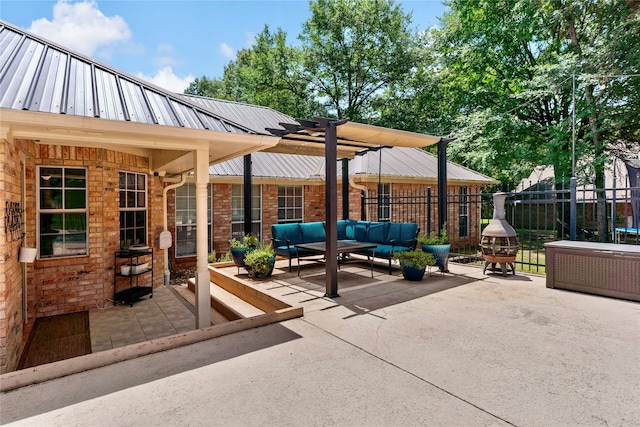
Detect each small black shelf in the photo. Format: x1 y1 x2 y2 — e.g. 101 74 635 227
114 248 153 306
114 286 153 305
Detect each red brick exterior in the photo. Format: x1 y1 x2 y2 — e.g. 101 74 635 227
0 138 164 373
165 180 480 270
0 135 481 374
1 138 28 373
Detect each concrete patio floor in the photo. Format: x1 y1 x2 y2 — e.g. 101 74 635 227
1 261 639 426
89 285 198 352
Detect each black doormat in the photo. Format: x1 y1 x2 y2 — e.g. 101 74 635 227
18 311 91 370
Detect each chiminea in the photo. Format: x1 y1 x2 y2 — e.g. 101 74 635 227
481 192 519 276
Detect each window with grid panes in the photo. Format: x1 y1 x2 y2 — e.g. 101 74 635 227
37 166 88 258
278 185 303 223
231 184 261 240
459 186 469 238
175 183 212 257
119 172 147 248
378 183 391 221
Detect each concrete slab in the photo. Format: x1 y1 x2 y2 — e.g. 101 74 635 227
1 264 638 426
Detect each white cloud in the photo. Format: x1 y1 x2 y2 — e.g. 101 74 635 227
157 43 174 53
219 42 235 60
152 56 177 68
29 0 131 57
153 44 177 67
245 32 256 48
136 66 194 93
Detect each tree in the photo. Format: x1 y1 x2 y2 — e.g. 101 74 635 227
185 76 227 99
299 0 417 121
427 0 639 189
419 0 639 239
185 26 323 119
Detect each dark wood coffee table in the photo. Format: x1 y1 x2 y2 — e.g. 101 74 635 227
294 241 377 277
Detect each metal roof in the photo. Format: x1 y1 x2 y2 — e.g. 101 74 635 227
0 19 492 184
181 94 298 135
209 152 324 179
210 147 495 183
0 21 253 134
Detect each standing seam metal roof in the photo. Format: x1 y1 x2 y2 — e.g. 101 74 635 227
210 148 495 183
0 21 255 135
181 94 298 135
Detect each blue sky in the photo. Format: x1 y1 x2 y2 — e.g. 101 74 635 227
1 0 447 92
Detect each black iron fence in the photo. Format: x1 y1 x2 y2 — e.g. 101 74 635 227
361 178 639 274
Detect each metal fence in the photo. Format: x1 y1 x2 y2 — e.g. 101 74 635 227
361 178 639 274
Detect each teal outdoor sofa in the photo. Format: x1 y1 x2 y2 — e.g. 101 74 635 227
271 219 419 274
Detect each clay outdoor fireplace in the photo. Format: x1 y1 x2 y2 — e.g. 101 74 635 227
481 192 519 276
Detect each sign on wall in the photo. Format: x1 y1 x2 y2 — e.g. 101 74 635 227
4 201 24 243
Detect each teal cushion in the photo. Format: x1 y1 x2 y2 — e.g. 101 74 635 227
274 245 297 257
387 222 418 248
300 222 326 243
336 220 347 240
271 223 303 245
366 222 390 244
344 219 359 240
353 221 369 242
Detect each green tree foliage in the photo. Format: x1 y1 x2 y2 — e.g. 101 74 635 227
299 0 417 121
185 0 638 198
185 26 322 119
423 0 639 187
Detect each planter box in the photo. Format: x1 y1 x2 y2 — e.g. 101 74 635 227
545 241 640 302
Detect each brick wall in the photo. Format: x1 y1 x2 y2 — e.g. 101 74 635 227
0 139 164 373
164 180 482 269
0 138 28 373
362 182 483 247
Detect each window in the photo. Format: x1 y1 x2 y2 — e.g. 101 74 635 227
378 183 391 221
175 183 212 257
278 186 303 224
38 166 87 258
459 186 469 238
119 172 147 248
231 184 261 240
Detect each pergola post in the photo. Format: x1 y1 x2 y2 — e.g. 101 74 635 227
437 138 452 273
315 117 348 298
342 158 350 220
243 154 252 236
325 120 339 297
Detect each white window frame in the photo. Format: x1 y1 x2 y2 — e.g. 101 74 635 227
378 183 391 221
231 184 262 240
459 186 469 238
119 171 147 248
36 166 88 258
278 185 304 224
175 183 212 258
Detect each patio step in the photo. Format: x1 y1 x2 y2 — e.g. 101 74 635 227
187 278 265 320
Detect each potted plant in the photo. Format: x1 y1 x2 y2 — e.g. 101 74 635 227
417 223 450 272
229 234 259 269
244 244 276 279
393 250 436 281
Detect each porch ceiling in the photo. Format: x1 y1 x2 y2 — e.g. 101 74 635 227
1 109 279 175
